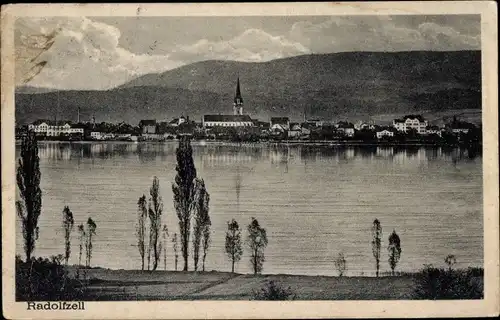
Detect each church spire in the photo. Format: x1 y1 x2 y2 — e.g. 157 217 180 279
233 77 243 115
234 77 243 104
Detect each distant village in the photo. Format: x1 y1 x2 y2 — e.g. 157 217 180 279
18 78 481 146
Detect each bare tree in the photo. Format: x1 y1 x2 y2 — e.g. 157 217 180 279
148 177 163 271
192 179 210 271
225 219 243 273
388 229 402 276
162 225 169 271
247 217 268 275
172 137 198 271
172 233 179 271
334 252 347 277
16 131 42 261
86 218 97 268
136 195 147 270
62 206 75 266
371 219 382 277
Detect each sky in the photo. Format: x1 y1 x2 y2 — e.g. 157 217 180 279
15 15 480 90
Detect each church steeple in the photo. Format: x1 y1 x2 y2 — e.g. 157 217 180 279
233 77 243 115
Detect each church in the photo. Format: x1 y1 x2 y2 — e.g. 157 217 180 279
202 78 254 128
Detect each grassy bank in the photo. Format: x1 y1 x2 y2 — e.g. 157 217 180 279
73 269 417 301
16 259 483 301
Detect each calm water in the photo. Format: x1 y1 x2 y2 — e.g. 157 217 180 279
15 141 483 276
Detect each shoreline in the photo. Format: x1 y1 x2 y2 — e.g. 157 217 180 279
15 139 481 148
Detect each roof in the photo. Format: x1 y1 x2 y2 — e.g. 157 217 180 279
32 120 72 126
203 115 252 122
139 120 156 126
271 117 289 125
377 127 397 132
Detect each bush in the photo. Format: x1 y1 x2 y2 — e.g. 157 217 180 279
253 280 295 300
16 255 86 301
412 265 483 299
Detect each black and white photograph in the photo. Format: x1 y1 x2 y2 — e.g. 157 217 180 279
1 2 498 319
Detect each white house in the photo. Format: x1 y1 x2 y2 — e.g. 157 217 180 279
376 129 395 139
29 120 84 137
90 132 104 140
393 115 428 134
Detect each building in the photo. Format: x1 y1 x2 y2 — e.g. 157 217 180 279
337 122 355 137
139 120 157 134
447 117 475 134
426 125 443 137
306 119 323 127
202 78 254 128
168 116 187 127
270 117 290 132
393 115 428 134
203 115 253 128
28 120 84 137
90 131 104 140
376 128 395 139
355 121 376 131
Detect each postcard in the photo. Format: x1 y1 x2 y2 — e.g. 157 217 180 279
1 2 498 319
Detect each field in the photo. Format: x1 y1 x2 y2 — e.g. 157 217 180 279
72 268 417 301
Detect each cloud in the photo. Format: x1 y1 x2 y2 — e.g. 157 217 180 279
288 16 480 53
15 17 183 90
171 28 310 62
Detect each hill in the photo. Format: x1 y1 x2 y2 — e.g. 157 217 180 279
15 51 481 124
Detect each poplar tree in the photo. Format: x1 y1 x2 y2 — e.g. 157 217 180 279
86 218 97 267
225 219 243 273
136 195 147 270
148 177 163 271
172 137 198 271
16 131 42 261
192 179 210 271
371 219 382 277
388 230 402 275
247 217 268 275
62 206 75 266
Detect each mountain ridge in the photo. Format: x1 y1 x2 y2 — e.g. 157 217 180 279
15 51 481 124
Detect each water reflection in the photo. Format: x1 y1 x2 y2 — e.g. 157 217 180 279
32 142 481 165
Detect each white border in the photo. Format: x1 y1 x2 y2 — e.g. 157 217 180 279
2 2 498 319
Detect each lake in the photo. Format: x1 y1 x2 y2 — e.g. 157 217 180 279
15 141 483 276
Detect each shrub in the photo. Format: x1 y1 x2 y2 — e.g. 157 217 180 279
412 265 483 299
253 280 295 300
16 255 86 301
